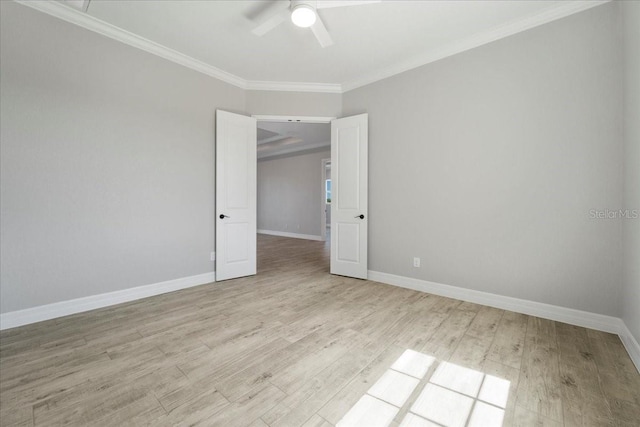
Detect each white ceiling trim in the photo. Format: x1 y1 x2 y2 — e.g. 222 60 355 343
246 80 342 94
17 0 610 95
342 0 610 92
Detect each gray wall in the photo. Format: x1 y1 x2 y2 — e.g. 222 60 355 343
246 90 342 118
0 2 245 313
258 150 331 238
343 2 623 316
622 1 640 339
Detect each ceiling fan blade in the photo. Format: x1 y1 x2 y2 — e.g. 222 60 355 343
252 8 290 36
316 0 381 9
310 15 334 48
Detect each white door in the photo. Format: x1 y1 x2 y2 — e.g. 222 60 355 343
216 110 257 281
331 114 368 279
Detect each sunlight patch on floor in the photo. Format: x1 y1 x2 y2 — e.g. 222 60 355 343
337 349 510 427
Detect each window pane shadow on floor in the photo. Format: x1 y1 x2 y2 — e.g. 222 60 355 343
337 349 509 427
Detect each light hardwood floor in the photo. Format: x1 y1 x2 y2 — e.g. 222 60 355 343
1 234 638 426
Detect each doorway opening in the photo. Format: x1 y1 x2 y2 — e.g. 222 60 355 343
254 115 334 272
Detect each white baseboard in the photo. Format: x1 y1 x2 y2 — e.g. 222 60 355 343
368 270 640 373
258 229 324 241
619 323 640 373
2 266 638 373
368 271 622 333
0 272 216 331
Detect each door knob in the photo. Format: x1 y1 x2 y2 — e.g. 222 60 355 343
219 214 230 219
355 214 365 219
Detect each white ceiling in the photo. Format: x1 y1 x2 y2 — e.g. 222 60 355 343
257 121 330 160
30 0 607 92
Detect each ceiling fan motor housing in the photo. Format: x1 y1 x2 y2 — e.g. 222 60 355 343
290 0 317 28
290 1 317 12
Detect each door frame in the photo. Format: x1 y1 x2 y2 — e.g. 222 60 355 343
252 115 335 124
321 158 331 241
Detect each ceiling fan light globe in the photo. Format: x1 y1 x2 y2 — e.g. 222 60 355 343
291 5 316 28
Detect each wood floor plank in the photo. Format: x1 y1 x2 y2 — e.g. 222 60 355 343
487 310 528 370
267 329 371 396
448 334 492 371
0 406 33 427
156 388 229 426
587 329 638 376
32 380 161 426
390 310 448 351
608 398 640 426
215 328 362 401
269 346 381 427
420 308 476 360
300 414 333 427
465 306 504 341
197 383 286 427
513 404 563 427
515 317 564 422
178 336 292 385
562 393 615 427
480 359 521 426
316 345 405 425
250 418 271 427
33 365 184 421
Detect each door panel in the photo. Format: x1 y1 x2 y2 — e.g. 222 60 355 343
225 223 249 263
331 114 368 279
337 132 360 210
336 223 360 262
216 110 257 281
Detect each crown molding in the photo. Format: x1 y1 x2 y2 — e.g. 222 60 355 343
341 0 611 92
17 0 610 95
17 1 249 89
246 80 343 94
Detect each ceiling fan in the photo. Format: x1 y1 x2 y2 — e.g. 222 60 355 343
251 0 381 48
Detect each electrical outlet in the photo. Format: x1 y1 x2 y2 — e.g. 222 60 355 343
413 257 421 268
210 252 216 262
